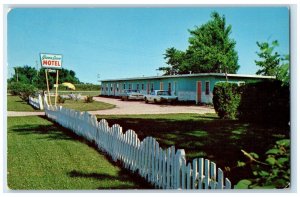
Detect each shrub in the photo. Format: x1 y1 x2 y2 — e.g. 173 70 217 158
235 139 290 189
238 80 289 126
57 95 66 104
213 82 241 119
84 95 94 103
9 82 37 101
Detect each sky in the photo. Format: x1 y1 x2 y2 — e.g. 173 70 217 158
7 7 290 84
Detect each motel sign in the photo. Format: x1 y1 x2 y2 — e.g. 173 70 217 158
40 53 63 69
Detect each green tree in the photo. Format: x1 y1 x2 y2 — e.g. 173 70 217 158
158 47 187 75
9 65 81 90
186 12 239 75
277 54 290 86
158 11 240 76
255 40 281 76
255 40 290 86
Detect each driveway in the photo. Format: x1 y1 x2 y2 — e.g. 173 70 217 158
7 97 215 117
90 96 215 115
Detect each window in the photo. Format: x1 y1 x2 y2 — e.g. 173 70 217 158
151 83 154 92
137 84 139 90
106 84 108 91
123 83 126 90
205 81 210 95
141 84 144 90
110 84 113 92
116 84 119 92
129 84 132 90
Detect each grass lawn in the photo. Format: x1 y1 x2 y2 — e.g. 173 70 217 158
7 95 115 112
7 116 152 190
50 98 115 111
51 90 100 97
96 113 290 185
7 96 40 112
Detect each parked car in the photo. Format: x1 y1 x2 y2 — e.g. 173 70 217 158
120 89 144 101
144 90 178 104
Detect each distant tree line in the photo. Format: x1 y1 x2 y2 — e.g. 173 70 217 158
8 66 81 90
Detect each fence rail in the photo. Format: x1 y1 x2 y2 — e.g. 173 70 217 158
29 94 44 110
43 96 231 189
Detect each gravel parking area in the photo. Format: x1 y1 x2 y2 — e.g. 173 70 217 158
90 96 215 115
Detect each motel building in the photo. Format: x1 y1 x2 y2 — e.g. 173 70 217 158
99 73 274 104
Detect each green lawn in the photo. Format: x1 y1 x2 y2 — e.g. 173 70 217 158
7 116 152 190
7 95 115 112
96 113 290 185
51 98 115 112
7 96 40 112
51 90 100 97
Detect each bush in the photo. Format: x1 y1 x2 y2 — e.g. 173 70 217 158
213 82 241 119
57 95 66 104
84 95 94 103
235 139 290 189
238 80 289 126
9 82 37 101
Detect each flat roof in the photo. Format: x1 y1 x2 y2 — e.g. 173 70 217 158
99 73 275 82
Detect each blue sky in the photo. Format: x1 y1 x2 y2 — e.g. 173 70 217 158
7 7 289 84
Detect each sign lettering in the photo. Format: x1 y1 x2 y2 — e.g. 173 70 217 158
40 53 63 69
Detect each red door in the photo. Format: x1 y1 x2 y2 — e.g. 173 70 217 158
197 81 202 104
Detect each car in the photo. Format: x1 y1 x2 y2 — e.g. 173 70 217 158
144 90 178 104
120 89 144 101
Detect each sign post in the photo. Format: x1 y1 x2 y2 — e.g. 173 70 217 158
55 70 59 106
40 53 63 106
45 69 52 105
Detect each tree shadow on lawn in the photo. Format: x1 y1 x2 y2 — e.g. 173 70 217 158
97 114 290 185
10 115 153 189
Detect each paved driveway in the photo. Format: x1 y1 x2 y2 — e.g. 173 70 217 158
90 96 215 115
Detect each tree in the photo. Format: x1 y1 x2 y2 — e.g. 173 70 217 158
8 65 81 90
255 40 281 76
157 47 187 75
158 11 240 76
255 40 290 86
277 54 290 86
186 12 239 75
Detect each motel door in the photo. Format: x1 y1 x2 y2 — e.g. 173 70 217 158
160 82 164 90
196 81 202 104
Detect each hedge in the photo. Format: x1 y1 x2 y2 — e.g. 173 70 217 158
213 80 290 126
8 82 37 101
238 80 290 126
213 82 241 119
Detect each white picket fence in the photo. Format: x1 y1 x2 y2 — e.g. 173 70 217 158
43 96 231 189
29 94 44 110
